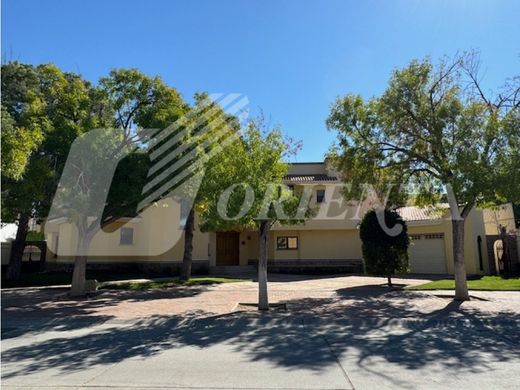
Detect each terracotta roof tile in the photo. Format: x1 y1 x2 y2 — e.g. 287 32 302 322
283 174 339 183
396 205 448 221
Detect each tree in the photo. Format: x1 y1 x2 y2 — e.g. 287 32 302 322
359 209 409 288
200 120 304 310
1 105 43 180
61 68 186 296
327 52 520 300
178 93 241 281
1 63 45 282
1 63 46 182
1 62 98 280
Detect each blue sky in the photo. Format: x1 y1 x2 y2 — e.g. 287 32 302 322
3 0 519 161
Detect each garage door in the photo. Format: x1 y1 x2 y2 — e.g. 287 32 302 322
409 233 447 274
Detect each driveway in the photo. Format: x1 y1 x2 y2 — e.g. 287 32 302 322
2 275 520 389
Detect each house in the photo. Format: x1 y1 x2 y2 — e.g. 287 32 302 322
1 223 18 267
482 203 520 274
1 220 45 271
483 203 518 235
43 162 491 276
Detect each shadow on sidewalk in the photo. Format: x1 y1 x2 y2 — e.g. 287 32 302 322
1 284 211 339
2 285 519 384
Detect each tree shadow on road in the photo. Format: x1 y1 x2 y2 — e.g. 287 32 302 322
285 285 520 383
1 285 519 386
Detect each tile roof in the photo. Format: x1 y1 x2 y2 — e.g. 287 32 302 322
396 205 448 221
283 174 339 183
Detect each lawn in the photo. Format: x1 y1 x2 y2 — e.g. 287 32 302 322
1 272 142 288
407 276 520 291
99 277 248 290
1 272 247 289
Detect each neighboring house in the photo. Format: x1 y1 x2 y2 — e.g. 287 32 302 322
44 162 491 275
483 203 518 235
1 220 44 268
1 223 18 266
1 223 18 243
482 203 520 273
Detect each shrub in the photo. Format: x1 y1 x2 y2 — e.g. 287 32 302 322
26 231 45 241
359 209 409 287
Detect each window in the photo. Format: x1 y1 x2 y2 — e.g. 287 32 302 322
316 189 325 203
424 233 444 240
276 236 298 250
410 234 421 241
120 227 134 245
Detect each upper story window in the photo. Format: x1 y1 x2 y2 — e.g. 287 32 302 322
316 189 325 203
120 227 134 245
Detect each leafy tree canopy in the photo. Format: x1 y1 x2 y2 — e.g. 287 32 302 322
199 120 304 232
326 52 520 210
359 209 409 283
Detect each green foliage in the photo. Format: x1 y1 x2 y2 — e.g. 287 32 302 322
26 231 45 241
99 68 186 130
97 68 188 223
199 120 305 231
1 158 55 222
0 272 246 288
1 105 44 180
1 62 109 224
407 276 520 291
99 277 247 291
359 209 409 277
325 96 410 208
47 68 187 231
102 152 151 224
1 62 47 181
326 53 520 210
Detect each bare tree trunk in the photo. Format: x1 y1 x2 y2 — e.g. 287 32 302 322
6 213 30 281
452 218 470 301
70 255 88 297
70 218 93 297
180 207 195 281
387 276 393 288
258 220 270 310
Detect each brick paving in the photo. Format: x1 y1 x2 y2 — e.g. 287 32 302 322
2 274 519 322
2 275 520 390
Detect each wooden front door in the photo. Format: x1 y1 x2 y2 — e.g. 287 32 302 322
216 231 240 266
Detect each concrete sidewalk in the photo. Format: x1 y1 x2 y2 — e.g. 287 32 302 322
2 277 520 389
2 311 520 389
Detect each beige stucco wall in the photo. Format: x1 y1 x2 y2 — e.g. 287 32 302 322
45 197 210 264
296 230 362 260
45 179 490 276
406 208 489 275
483 203 517 235
233 229 361 265
231 208 489 275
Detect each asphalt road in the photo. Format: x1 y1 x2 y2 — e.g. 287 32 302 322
2 308 520 389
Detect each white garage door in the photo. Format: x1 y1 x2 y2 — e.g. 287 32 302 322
409 233 447 274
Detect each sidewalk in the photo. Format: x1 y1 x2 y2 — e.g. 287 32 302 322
2 275 520 389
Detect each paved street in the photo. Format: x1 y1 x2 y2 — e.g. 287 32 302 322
2 275 520 389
